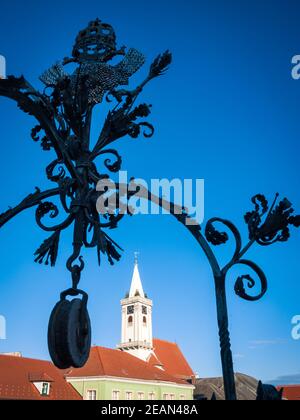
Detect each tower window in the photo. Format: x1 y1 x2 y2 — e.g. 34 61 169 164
143 316 147 326
128 316 133 326
142 306 147 315
127 305 134 315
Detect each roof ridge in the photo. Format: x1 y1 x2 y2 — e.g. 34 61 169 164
153 338 177 345
28 372 54 382
0 355 52 364
148 352 164 367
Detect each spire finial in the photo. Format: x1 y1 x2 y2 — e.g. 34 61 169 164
134 251 139 266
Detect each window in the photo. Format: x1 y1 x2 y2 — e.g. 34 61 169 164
127 305 134 315
41 382 50 396
143 316 147 326
32 381 51 396
86 390 97 400
142 306 147 315
180 394 185 400
125 391 133 400
163 393 175 400
128 316 133 326
137 392 145 400
112 390 120 400
148 392 155 400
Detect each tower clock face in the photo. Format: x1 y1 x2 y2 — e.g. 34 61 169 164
127 305 134 315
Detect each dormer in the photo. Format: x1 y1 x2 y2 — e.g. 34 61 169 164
29 373 53 397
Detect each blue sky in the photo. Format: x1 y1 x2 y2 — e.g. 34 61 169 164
0 0 300 384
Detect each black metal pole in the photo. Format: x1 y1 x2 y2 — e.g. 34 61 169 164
214 274 237 401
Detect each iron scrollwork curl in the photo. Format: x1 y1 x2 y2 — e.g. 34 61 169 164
203 194 300 306
94 149 123 173
204 215 268 304
205 217 242 260
232 259 268 302
46 159 66 182
35 201 74 233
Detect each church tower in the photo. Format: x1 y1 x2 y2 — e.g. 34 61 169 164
117 254 153 361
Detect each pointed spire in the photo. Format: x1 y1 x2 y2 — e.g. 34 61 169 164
129 252 145 298
134 251 139 266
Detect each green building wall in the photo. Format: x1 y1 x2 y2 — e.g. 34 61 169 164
68 378 194 401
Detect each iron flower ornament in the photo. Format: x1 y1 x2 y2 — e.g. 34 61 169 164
245 194 300 245
0 19 299 400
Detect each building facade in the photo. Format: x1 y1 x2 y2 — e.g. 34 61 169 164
67 346 194 401
69 378 192 401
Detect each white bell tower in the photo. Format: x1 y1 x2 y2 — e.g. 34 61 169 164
117 253 153 361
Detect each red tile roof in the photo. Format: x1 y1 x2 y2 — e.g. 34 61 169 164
147 352 164 368
152 339 195 380
28 372 54 383
277 385 300 401
0 355 82 400
66 346 190 385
